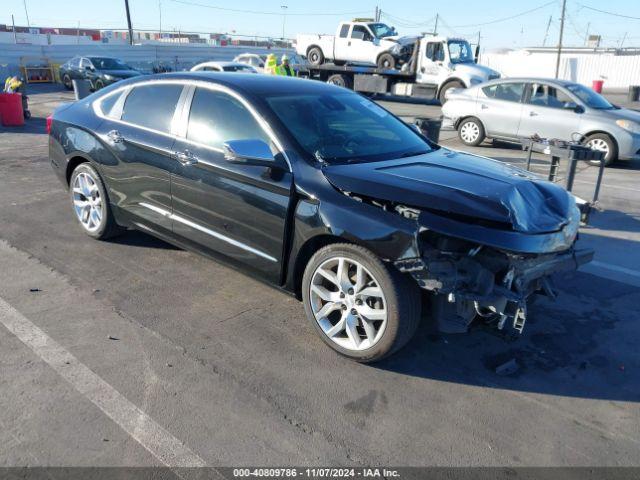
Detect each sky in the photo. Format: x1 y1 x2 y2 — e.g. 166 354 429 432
2 0 639 49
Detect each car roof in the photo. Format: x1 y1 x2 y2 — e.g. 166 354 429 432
121 71 345 96
484 77 576 88
193 61 252 68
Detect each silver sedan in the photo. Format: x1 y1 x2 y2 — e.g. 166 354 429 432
442 77 640 165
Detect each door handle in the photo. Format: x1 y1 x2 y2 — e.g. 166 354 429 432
348 41 351 46
529 111 538 116
107 130 124 143
481 104 488 109
174 149 198 166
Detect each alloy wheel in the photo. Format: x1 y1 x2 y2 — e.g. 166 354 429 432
586 138 609 156
460 121 480 144
310 256 387 351
72 171 103 233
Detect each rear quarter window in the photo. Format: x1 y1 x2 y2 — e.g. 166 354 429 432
96 91 123 118
121 84 183 133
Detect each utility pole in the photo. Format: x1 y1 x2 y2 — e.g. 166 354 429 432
375 6 379 22
124 0 134 45
22 0 30 28
280 5 287 41
77 21 80 44
12 14 17 44
542 15 552 47
434 13 439 35
620 32 628 48
554 0 566 79
584 22 590 46
159 0 162 38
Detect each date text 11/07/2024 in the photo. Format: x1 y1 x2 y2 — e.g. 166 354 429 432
232 468 400 478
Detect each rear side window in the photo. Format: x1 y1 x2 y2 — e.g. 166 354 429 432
483 82 525 103
339 24 350 38
121 84 183 133
186 87 270 149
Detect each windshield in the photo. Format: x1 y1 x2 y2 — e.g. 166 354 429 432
447 40 474 64
368 23 396 38
223 65 255 72
565 83 614 109
265 92 432 164
89 57 130 70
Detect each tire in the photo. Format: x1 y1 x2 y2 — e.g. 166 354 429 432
94 79 105 91
458 117 486 146
62 74 73 90
326 73 353 90
438 80 464 104
302 243 421 363
377 53 395 70
307 46 325 66
584 133 617 166
69 163 122 240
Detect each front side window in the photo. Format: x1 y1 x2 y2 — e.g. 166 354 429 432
265 92 432 164
448 40 474 64
483 82 525 103
351 25 372 41
187 88 270 149
527 83 573 109
88 57 130 70
121 84 183 133
80 58 92 69
426 43 444 62
69 57 80 68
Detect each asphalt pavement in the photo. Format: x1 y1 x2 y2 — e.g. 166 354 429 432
0 84 639 472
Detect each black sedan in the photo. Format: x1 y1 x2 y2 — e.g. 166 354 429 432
48 72 592 362
59 56 141 91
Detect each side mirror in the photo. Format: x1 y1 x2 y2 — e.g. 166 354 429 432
223 139 277 167
85 65 94 71
564 101 583 113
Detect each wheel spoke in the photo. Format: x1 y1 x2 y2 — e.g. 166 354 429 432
354 264 366 293
358 305 386 321
360 317 377 344
336 258 350 289
316 266 338 287
311 284 340 303
359 286 382 298
326 315 346 338
315 301 341 319
345 314 360 348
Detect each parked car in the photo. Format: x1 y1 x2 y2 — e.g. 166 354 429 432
233 53 269 73
60 56 142 91
48 73 591 362
442 77 640 165
190 61 257 73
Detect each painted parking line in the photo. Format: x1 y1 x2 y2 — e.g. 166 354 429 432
581 261 640 288
0 297 211 471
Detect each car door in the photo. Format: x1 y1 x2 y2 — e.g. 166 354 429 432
334 23 352 61
349 25 378 64
476 82 526 139
95 81 186 232
417 41 448 87
170 85 293 281
517 82 583 140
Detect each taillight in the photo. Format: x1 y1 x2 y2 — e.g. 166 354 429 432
46 115 52 134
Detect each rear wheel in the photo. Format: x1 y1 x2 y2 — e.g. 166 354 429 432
302 243 421 363
327 73 353 90
584 133 617 166
458 117 486 146
69 163 122 240
438 80 464 104
307 47 325 66
377 53 395 70
62 74 73 90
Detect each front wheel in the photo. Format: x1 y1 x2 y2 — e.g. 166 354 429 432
458 117 486 146
302 243 421 362
377 53 395 70
69 163 122 240
584 133 617 166
62 74 73 90
438 80 464 104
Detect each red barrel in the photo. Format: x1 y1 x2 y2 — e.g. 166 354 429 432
0 92 25 126
592 79 604 94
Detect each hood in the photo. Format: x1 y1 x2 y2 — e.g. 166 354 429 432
380 35 417 45
598 106 640 122
452 62 500 80
323 149 574 234
99 69 141 79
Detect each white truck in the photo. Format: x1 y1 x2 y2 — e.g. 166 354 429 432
297 23 500 103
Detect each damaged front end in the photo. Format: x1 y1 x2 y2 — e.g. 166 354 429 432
394 206 593 335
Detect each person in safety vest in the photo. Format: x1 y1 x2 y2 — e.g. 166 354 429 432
264 54 278 75
277 55 296 77
4 75 30 119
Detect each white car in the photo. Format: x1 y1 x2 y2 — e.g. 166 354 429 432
232 54 268 73
190 61 257 73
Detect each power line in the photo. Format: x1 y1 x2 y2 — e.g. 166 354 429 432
449 0 556 28
169 0 369 16
579 4 640 21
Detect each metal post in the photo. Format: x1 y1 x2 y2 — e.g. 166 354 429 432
555 0 566 79
434 14 439 35
124 0 134 45
542 15 552 47
584 22 590 46
565 156 577 191
280 5 287 41
548 156 560 182
159 0 162 38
